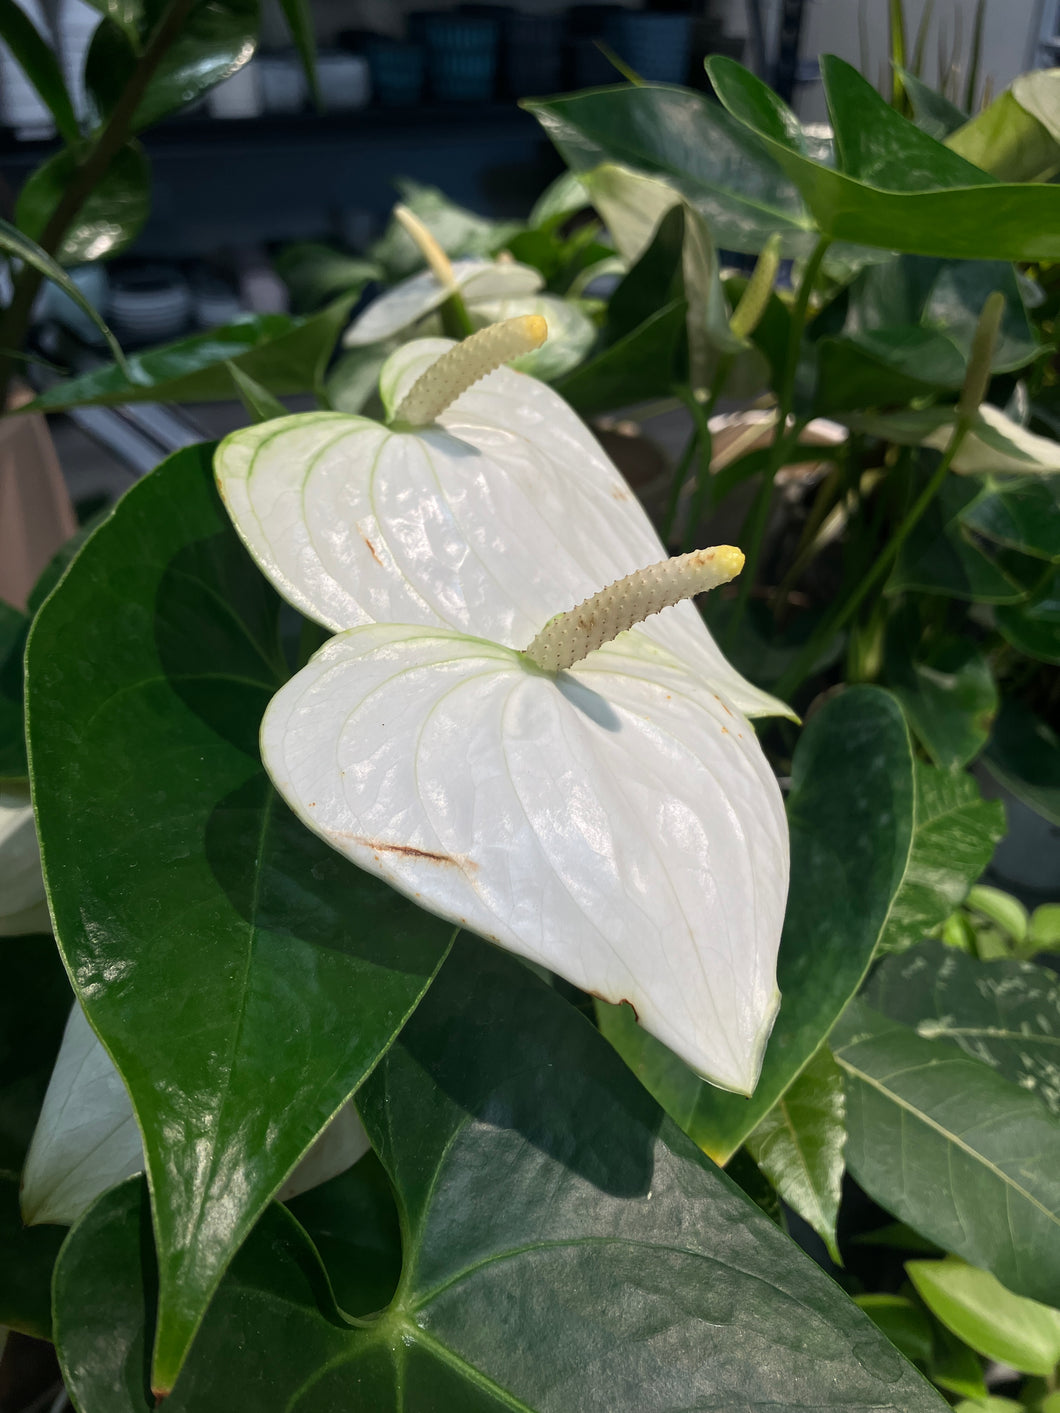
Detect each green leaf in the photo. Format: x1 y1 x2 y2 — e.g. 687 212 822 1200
876 765 1004 955
833 998 1060 1305
276 0 318 106
225 361 288 422
55 943 949 1412
996 567 1060 664
1030 903 1060 955
885 618 998 769
0 0 78 141
26 443 453 1392
0 600 30 781
599 686 915 1164
707 56 1060 260
0 1174 65 1340
86 0 258 132
966 884 1029 944
889 477 1028 603
525 85 817 258
854 1293 935 1366
898 68 968 140
16 141 150 266
946 91 1060 183
907 1256 1060 1375
80 0 141 38
983 697 1060 827
369 179 521 280
866 938 1060 1116
323 342 389 415
961 478 1060 563
745 1045 846 1263
27 296 353 411
272 242 379 313
0 218 128 374
555 296 687 416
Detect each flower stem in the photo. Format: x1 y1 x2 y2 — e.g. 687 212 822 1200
723 235 831 645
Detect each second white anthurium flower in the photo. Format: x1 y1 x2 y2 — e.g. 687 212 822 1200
216 319 790 1093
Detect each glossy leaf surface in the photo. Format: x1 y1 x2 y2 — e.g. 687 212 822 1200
983 698 1060 826
28 297 353 411
86 0 259 131
526 85 816 257
55 941 948 1412
708 56 1060 260
885 625 998 770
26 443 453 1391
889 479 1028 603
0 0 78 140
875 765 1004 956
907 1257 1060 1375
961 477 1060 562
995 569 1060 664
557 295 687 414
834 999 1060 1304
745 1045 846 1262
850 403 1060 476
599 687 915 1162
866 939 1060 1116
16 142 150 265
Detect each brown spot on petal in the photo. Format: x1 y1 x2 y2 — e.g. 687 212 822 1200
360 532 383 567
333 832 478 871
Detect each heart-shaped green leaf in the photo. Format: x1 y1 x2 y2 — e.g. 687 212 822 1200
26 442 453 1392
54 940 949 1412
16 142 150 265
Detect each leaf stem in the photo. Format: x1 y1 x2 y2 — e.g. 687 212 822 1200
0 0 196 406
773 421 971 701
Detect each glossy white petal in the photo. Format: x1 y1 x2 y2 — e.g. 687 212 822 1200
343 257 543 347
0 782 49 936
22 1003 371 1226
261 623 788 1094
216 342 791 720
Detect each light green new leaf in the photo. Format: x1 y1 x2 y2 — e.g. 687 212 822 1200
54 940 949 1413
946 89 1060 183
22 1002 371 1226
876 765 1004 955
907 1256 1060 1376
865 938 1060 1116
746 1045 846 1262
599 686 915 1164
834 999 1060 1304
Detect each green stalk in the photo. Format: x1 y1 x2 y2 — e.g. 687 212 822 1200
888 0 907 107
723 235 830 645
0 0 196 406
661 422 699 546
679 373 729 552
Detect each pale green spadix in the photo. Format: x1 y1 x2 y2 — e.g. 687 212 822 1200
216 324 790 1092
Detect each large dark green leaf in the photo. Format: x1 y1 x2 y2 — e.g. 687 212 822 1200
876 764 1004 956
0 0 78 141
16 142 150 266
745 1044 846 1262
866 940 1060 1117
86 0 259 132
599 687 915 1164
995 568 1060 664
0 600 30 781
961 478 1060 563
0 1174 65 1339
26 443 452 1392
983 697 1060 827
833 998 1060 1305
27 296 353 412
55 942 948 1412
525 85 817 258
889 478 1029 603
707 56 1060 260
555 297 686 416
885 617 998 770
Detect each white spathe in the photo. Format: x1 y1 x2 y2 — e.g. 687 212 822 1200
846 403 1060 475
0 781 50 936
343 257 543 348
22 1002 370 1226
215 336 791 1093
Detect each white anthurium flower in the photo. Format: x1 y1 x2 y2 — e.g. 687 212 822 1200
470 293 597 382
846 403 1060 475
342 255 544 349
22 1002 370 1226
0 781 50 936
216 319 790 1092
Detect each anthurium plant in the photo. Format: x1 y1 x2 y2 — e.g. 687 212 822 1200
3 38 1060 1413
